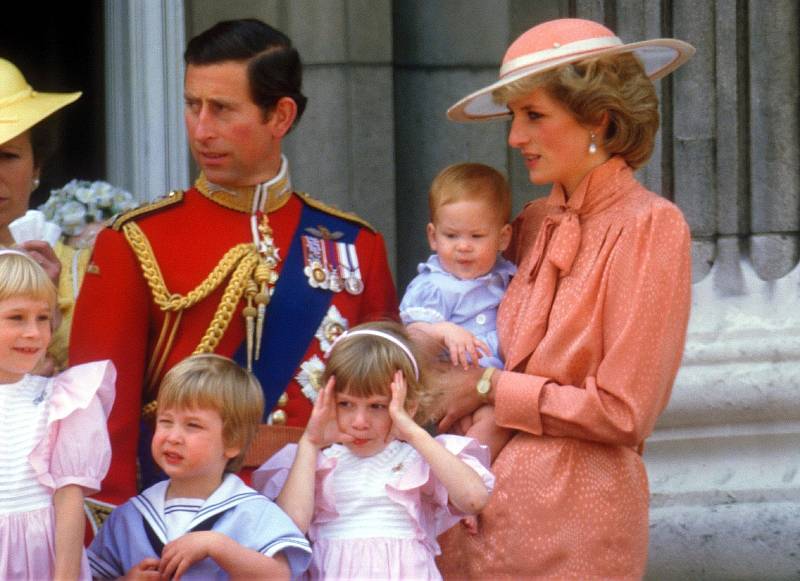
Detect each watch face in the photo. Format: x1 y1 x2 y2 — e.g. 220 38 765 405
477 379 490 395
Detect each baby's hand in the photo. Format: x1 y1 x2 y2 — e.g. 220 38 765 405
305 376 353 448
123 558 160 580
388 370 419 441
433 322 490 370
461 515 479 535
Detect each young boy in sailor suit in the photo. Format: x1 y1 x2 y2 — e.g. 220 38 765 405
88 355 311 580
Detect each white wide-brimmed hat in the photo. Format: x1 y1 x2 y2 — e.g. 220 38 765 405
0 58 81 145
448 18 694 122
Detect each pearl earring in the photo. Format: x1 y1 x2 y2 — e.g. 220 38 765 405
32 177 40 189
588 132 597 155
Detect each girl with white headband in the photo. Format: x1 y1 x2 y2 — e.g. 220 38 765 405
0 250 115 580
253 321 494 580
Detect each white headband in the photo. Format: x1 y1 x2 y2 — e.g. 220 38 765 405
330 329 420 380
0 249 30 259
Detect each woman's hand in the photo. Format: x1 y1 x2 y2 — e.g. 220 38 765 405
388 370 421 441
304 377 353 448
19 240 61 284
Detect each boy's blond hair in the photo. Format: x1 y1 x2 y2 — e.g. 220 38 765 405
157 354 264 473
428 162 511 224
0 251 58 316
322 321 439 425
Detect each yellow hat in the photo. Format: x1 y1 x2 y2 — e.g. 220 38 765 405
0 58 82 145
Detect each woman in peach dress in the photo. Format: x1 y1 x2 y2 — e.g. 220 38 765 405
431 18 695 579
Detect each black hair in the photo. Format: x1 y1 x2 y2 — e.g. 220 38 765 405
29 115 60 170
184 18 307 125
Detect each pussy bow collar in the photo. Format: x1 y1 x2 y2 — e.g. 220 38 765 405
500 156 636 371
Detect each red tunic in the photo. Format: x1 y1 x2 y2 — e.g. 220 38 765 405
70 184 398 508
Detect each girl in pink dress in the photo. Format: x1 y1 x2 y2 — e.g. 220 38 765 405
0 249 115 580
254 321 494 580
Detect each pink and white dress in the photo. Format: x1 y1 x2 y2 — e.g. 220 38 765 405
0 361 115 581
254 435 494 581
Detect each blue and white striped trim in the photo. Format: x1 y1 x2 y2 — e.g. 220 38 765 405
260 537 312 557
88 551 123 579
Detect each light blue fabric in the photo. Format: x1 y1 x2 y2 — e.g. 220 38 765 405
88 474 311 580
400 254 516 368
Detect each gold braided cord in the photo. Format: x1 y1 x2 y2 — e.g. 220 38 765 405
193 251 260 354
141 252 258 420
122 222 255 311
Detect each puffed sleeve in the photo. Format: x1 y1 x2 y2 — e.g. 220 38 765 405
495 202 691 447
252 444 338 525
385 435 494 551
29 361 116 494
399 271 452 325
252 444 297 500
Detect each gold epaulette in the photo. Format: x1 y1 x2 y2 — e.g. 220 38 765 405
111 190 185 231
297 192 376 233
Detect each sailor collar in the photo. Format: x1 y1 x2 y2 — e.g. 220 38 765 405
131 473 262 543
196 155 293 214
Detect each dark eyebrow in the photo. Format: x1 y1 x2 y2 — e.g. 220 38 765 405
183 93 237 110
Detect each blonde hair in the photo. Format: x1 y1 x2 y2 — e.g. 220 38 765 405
429 162 511 224
157 354 264 473
0 252 58 316
493 53 659 169
322 321 438 425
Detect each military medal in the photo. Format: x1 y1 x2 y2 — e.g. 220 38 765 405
325 239 343 293
343 243 364 295
315 305 348 353
302 235 329 289
295 355 325 403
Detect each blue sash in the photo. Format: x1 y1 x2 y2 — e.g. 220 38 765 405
234 202 360 419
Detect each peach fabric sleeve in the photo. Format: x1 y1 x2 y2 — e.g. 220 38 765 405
495 200 691 446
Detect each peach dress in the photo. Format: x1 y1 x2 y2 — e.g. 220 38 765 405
438 156 691 579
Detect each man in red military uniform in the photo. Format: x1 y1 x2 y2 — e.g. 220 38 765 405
69 19 397 529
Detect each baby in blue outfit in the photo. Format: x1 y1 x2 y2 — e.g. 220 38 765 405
401 163 516 463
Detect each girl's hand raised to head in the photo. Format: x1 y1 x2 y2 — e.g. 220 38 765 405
388 370 422 441
304 376 353 448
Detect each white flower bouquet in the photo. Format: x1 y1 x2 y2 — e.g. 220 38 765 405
38 179 139 237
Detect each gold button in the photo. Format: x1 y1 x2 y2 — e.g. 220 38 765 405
271 409 287 425
277 392 289 407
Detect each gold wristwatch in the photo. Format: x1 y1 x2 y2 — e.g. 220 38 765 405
476 367 496 400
